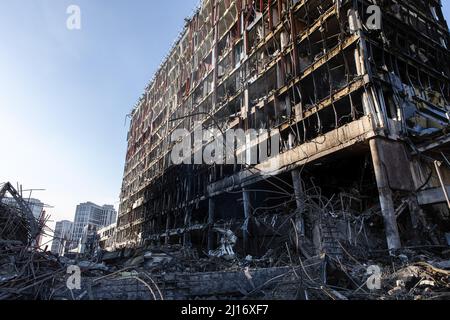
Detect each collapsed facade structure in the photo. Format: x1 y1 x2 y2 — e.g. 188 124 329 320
0 183 40 244
118 0 450 258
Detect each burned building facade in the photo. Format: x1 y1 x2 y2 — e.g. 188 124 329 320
117 0 450 256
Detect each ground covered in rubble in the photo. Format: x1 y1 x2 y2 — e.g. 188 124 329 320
2 240 449 300
1 182 449 300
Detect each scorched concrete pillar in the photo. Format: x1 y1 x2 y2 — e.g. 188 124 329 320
370 138 402 251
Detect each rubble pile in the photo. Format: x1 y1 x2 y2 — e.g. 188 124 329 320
1 181 449 300
1 231 449 300
0 242 66 300
0 182 40 244
337 247 450 300
46 243 449 300
252 248 450 300
79 219 449 301
0 203 31 244
0 184 65 300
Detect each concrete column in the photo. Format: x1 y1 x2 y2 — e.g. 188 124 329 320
242 188 251 252
183 208 192 248
211 7 219 111
292 169 322 255
291 169 306 255
370 138 402 251
289 9 299 77
207 198 216 252
165 212 171 245
292 169 305 212
434 161 450 210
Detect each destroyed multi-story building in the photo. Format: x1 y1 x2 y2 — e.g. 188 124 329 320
117 0 450 256
98 224 117 252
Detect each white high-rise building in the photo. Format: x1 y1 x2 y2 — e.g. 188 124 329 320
70 202 117 250
51 220 73 256
101 204 117 227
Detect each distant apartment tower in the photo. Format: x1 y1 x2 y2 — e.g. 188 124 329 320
70 202 117 249
51 220 73 256
101 205 117 227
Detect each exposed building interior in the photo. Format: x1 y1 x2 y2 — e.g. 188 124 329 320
117 0 450 258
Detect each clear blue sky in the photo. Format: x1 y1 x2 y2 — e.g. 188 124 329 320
0 0 199 228
0 1 449 232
